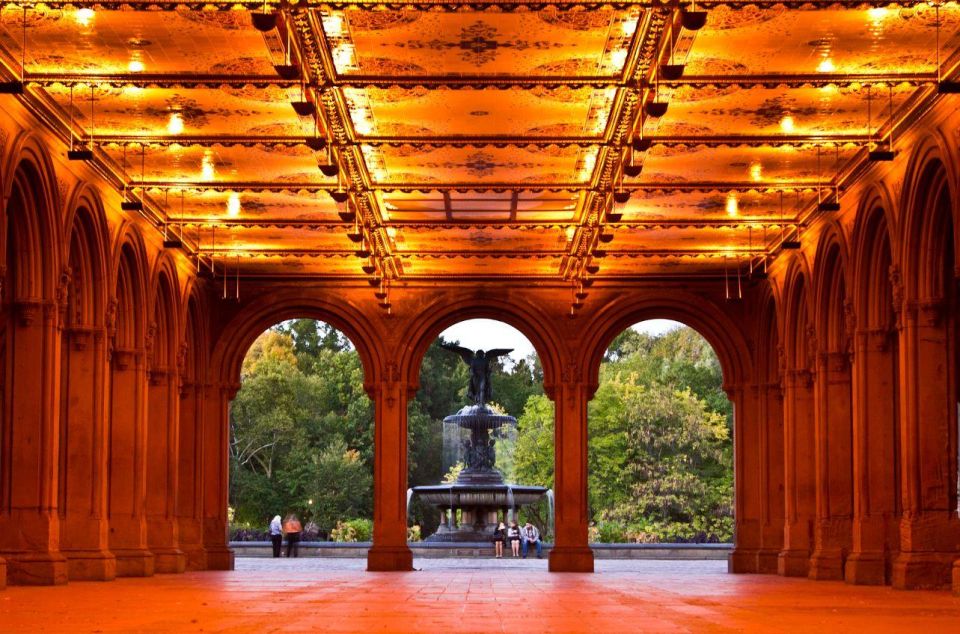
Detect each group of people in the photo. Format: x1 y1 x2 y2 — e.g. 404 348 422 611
492 521 543 558
269 514 303 558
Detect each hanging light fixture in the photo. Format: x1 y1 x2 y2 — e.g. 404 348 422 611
780 191 801 250
681 1 708 31
660 20 685 80
273 22 299 79
67 84 94 160
163 190 184 249
251 0 278 32
121 144 145 212
866 85 895 161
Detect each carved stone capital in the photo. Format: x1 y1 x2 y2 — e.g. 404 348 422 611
14 298 43 327
112 347 143 371
916 297 944 327
858 327 892 352
818 350 849 374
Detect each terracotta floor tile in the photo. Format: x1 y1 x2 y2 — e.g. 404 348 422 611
0 559 958 633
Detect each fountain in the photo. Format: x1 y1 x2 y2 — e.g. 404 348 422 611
410 343 548 542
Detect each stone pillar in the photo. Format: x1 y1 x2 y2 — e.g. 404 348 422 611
548 369 593 572
59 325 115 580
758 382 785 573
729 384 764 573
0 300 68 585
846 328 899 585
778 368 816 576
367 365 414 571
108 347 154 577
809 351 853 580
892 298 960 589
177 379 206 570
145 366 186 573
200 382 235 570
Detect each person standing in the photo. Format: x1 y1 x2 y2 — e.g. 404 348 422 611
283 514 302 558
269 514 283 558
521 521 542 559
507 521 521 557
493 521 506 558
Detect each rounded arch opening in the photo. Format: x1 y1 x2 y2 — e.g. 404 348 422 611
406 317 553 557
228 318 374 553
587 319 734 545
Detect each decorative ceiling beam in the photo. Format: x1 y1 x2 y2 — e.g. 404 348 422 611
17 0 939 10
91 133 875 150
138 180 824 193
26 73 294 89
332 75 621 89
181 218 797 229
657 72 937 89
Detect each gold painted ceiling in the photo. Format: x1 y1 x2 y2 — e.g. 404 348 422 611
1 1 959 290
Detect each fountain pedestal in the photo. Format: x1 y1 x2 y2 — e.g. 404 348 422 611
411 404 547 542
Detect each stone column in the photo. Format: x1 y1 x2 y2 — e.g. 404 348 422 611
846 328 899 585
892 298 960 589
809 351 854 580
758 382 785 573
145 365 186 573
108 347 154 577
367 364 414 571
778 367 816 576
177 378 206 570
548 367 593 572
59 325 115 580
0 300 68 584
729 383 764 573
200 382 235 570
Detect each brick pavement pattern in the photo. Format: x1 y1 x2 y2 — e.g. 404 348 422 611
1 559 959 632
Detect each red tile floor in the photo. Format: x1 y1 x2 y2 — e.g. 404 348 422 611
1 559 958 632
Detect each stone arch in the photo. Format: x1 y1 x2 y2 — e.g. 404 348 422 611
899 136 959 301
578 291 751 395
781 257 814 372
62 186 109 329
2 142 62 302
211 288 381 392
398 292 562 397
109 225 149 350
812 223 851 355
852 190 898 332
57 186 115 580
148 254 181 373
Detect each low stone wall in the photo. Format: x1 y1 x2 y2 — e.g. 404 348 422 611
229 542 732 560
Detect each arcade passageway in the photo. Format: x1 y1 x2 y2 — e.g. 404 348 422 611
1 0 960 617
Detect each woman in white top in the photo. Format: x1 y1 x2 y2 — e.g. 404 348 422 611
269 515 283 558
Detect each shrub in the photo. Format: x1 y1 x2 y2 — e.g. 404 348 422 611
331 518 373 542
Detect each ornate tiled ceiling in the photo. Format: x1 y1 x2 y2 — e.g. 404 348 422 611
1 1 959 288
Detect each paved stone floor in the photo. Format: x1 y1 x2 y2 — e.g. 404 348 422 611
1 558 958 632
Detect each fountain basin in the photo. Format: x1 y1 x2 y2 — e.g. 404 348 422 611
412 484 547 508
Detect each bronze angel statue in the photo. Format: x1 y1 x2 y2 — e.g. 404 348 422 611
440 343 513 406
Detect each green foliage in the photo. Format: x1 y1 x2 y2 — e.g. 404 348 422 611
229 323 374 534
515 324 734 543
330 518 373 542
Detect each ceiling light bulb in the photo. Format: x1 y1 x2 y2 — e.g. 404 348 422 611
610 48 629 70
201 152 216 181
128 59 146 73
780 115 795 133
749 162 763 182
726 194 739 217
323 14 344 37
816 58 835 73
75 8 95 26
167 112 184 135
227 192 241 217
